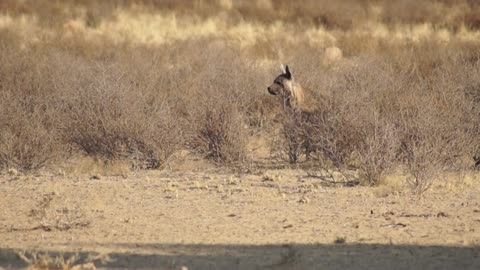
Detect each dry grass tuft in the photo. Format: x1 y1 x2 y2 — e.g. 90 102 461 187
18 250 111 270
193 102 248 165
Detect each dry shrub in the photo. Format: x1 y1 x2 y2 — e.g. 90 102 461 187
0 100 62 171
0 36 187 171
274 111 314 164
462 63 480 169
279 113 304 164
287 43 476 184
194 101 248 165
180 42 265 165
58 63 182 169
275 53 479 189
398 58 480 193
0 45 65 172
291 109 359 168
244 94 280 130
338 60 401 185
1 0 480 183
355 122 399 186
358 54 478 190
274 59 398 184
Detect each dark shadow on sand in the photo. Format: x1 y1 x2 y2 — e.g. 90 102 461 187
1 243 479 269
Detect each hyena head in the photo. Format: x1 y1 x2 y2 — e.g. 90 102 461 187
268 64 293 97
268 64 304 109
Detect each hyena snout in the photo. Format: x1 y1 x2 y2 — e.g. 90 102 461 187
267 86 275 95
267 84 281 95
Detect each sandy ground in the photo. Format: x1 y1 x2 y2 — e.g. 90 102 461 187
1 154 480 269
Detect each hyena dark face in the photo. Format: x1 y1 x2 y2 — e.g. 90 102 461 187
267 65 293 97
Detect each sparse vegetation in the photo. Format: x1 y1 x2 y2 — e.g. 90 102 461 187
334 236 347 244
194 102 248 165
18 251 110 270
0 0 479 193
18 252 90 270
28 192 90 232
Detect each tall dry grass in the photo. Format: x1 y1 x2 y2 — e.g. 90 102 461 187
0 42 66 171
0 0 479 192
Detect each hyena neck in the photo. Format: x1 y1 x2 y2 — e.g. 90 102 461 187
284 81 309 112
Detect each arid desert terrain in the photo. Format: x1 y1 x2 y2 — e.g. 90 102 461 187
1 0 480 269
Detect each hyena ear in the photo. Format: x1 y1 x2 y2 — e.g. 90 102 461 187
285 65 292 80
280 64 286 74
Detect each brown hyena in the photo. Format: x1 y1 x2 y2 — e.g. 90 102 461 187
267 65 316 113
267 65 321 163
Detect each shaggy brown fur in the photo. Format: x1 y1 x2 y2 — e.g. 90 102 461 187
267 65 322 162
267 65 318 114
